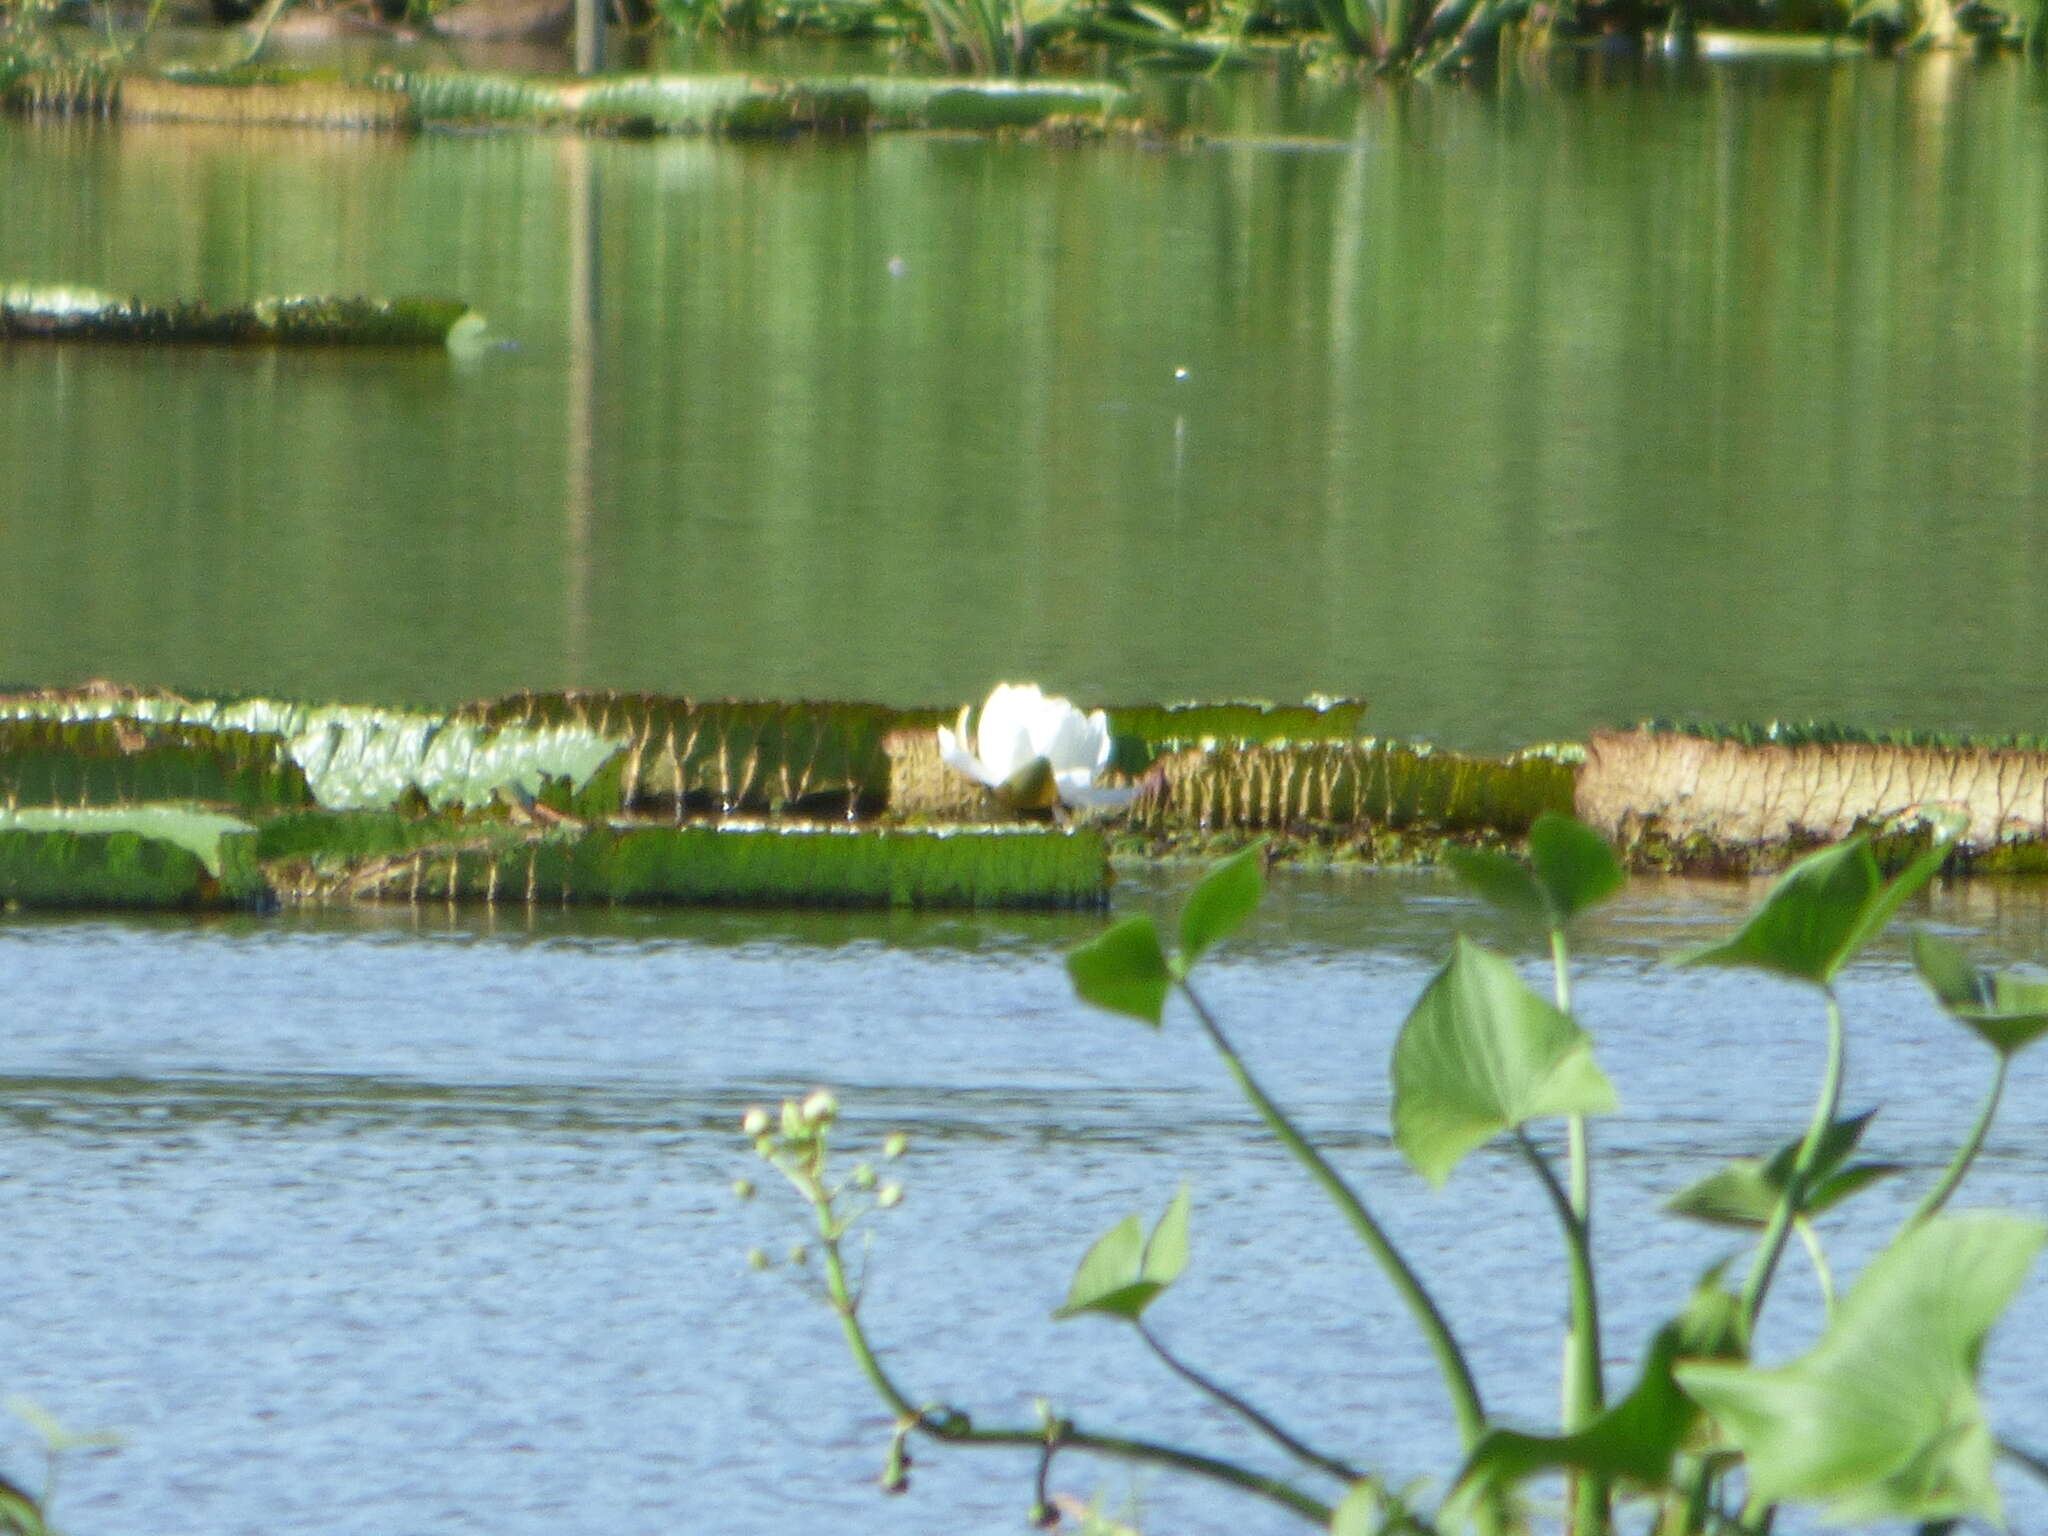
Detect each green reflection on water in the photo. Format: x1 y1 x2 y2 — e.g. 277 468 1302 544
4 56 2047 746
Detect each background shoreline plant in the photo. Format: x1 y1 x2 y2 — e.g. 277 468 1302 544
740 811 2046 1533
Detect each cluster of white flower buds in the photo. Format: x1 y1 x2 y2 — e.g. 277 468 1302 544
735 1092 910 1270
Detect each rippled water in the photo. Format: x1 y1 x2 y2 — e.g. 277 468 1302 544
0 872 2042 1534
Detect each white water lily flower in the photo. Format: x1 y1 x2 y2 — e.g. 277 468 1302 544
937 683 1137 812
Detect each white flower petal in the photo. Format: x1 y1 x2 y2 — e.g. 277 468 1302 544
977 683 1043 783
1037 704 1102 774
937 724 992 787
1084 709 1117 773
1055 772 1139 811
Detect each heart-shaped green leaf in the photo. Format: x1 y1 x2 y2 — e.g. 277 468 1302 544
1068 916 1171 1026
1443 847 1548 925
1527 813 1627 924
1391 937 1618 1187
1677 1212 2045 1524
1912 932 2048 1058
1680 822 1953 986
1178 842 1265 973
1446 814 1625 932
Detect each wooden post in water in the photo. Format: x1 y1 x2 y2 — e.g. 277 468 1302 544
574 0 604 73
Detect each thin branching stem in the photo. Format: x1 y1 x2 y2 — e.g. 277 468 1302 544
1177 978 1488 1450
1133 1319 1361 1483
1740 987 1845 1335
1904 1052 2008 1230
801 1167 1334 1526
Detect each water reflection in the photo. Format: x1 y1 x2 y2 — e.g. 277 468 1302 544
7 63 2048 741
562 135 599 678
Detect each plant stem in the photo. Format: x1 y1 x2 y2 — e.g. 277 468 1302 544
808 1189 1332 1525
1133 1319 1361 1483
1903 1052 2008 1230
1739 988 1845 1336
1178 979 1488 1450
1549 929 1607 1536
1793 1218 1835 1317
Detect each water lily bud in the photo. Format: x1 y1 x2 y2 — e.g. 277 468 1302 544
876 1182 904 1209
787 1242 809 1267
851 1163 877 1189
801 1089 838 1127
741 1106 770 1137
731 1178 756 1201
881 1132 909 1160
745 1247 770 1271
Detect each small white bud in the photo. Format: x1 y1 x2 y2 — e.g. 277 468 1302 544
876 1182 904 1210
881 1132 909 1160
801 1089 838 1126
741 1106 771 1137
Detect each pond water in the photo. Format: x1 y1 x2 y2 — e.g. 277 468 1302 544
0 872 2044 1535
6 48 2048 1535
7 54 2048 744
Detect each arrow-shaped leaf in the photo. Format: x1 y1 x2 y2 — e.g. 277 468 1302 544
1912 932 2048 1058
1677 1212 2044 1524
1391 937 1617 1188
1666 1112 1902 1229
1054 1189 1192 1322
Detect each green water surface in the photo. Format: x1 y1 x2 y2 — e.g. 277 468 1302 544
4 54 2047 746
